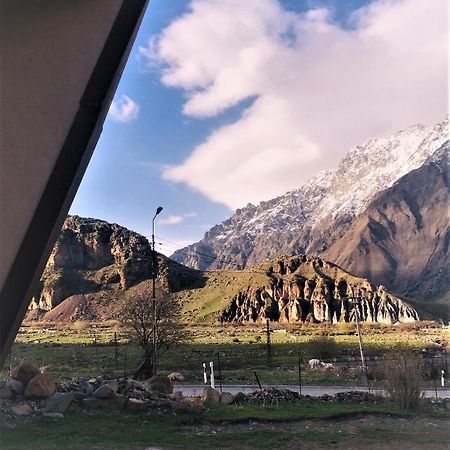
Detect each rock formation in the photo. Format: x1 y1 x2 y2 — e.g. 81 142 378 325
30 216 202 312
219 255 419 324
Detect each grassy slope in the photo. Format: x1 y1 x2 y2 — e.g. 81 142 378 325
177 269 270 323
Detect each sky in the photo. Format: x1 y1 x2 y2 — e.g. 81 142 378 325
70 0 448 256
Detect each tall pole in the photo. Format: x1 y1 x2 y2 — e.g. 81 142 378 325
151 206 163 375
265 318 272 369
352 291 368 389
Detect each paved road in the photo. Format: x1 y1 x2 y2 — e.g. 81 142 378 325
177 384 450 398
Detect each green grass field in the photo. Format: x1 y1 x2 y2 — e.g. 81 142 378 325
1 402 449 449
2 322 448 387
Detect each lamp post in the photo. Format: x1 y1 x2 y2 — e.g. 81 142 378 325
152 206 163 375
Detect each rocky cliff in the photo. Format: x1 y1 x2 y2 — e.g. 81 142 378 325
219 255 419 324
172 118 448 274
31 216 202 312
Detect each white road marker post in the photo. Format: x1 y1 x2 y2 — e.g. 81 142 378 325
202 362 208 384
210 361 215 389
441 369 446 388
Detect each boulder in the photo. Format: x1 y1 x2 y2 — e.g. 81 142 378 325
126 379 145 390
11 403 33 416
174 398 205 415
6 379 24 395
233 392 246 404
0 387 12 399
78 379 94 395
46 392 74 414
24 374 55 398
11 364 40 387
81 396 125 411
220 392 234 405
147 375 173 395
202 387 221 404
94 384 116 399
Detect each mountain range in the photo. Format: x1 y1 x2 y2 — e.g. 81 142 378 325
28 216 418 325
28 118 449 323
172 118 449 314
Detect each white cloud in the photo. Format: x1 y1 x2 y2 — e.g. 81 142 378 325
159 212 197 225
108 94 140 123
159 215 184 225
141 0 448 209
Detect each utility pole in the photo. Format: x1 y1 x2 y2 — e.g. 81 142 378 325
151 206 163 375
264 318 273 369
351 290 368 388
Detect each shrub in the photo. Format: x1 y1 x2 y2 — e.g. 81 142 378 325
382 354 424 410
304 336 339 360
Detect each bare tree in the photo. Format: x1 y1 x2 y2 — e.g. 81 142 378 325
119 283 188 379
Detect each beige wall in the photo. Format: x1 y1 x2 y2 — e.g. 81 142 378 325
0 0 123 289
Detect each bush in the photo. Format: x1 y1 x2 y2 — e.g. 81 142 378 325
304 336 339 360
383 354 424 410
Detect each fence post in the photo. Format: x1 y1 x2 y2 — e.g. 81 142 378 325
123 342 128 378
202 362 208 384
217 352 223 392
254 371 262 390
298 354 302 395
210 361 215 389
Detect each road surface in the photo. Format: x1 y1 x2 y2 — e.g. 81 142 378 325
176 384 450 398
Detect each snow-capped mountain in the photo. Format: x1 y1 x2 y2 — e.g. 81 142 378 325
172 118 449 271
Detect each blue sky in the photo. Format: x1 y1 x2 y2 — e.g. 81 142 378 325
70 0 446 255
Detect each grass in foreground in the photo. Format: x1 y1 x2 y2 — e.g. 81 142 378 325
1 402 449 450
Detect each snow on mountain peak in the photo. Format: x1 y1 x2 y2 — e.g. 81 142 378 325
172 118 449 270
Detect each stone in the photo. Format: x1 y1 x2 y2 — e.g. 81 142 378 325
0 387 12 399
45 392 74 414
94 384 116 399
220 392 234 405
11 403 33 416
11 364 40 387
24 374 55 399
233 392 246 404
167 372 184 382
78 379 94 395
201 387 221 404
81 396 125 411
174 398 205 415
107 380 119 393
126 379 145 390
6 379 24 395
72 391 88 401
147 375 173 395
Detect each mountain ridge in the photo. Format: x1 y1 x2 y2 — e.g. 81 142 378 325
172 118 448 271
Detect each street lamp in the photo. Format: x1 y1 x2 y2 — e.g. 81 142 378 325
152 206 163 375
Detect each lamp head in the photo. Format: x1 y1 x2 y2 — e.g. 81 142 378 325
156 206 163 215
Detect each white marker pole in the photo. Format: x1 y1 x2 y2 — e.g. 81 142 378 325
202 362 208 384
210 361 215 389
441 369 445 388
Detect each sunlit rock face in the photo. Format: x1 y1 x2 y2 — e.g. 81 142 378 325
219 255 419 325
30 216 200 311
